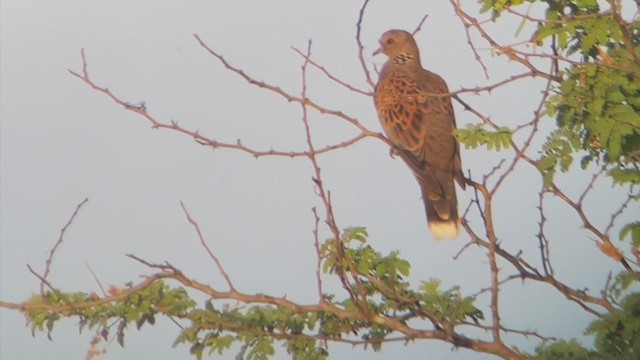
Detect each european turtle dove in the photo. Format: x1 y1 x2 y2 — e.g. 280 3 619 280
373 29 465 240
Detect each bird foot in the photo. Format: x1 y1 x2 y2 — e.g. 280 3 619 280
389 147 399 159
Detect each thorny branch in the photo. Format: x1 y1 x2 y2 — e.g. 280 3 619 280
536 185 554 277
68 49 380 159
179 201 235 292
3 255 529 360
410 14 430 36
450 0 561 83
297 40 361 307
291 46 371 96
4 2 638 360
355 0 375 89
41 198 89 294
451 3 636 319
311 207 325 304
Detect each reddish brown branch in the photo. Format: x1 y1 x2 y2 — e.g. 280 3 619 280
41 198 89 294
28 264 82 319
548 184 632 271
69 49 379 159
291 46 371 96
462 320 556 342
179 201 235 291
449 0 560 83
604 191 637 236
311 207 325 304
298 40 363 311
129 255 527 359
411 14 430 36
488 60 555 195
457 10 490 79
355 0 375 89
193 34 389 141
85 261 108 297
536 188 554 277
461 218 613 316
15 251 532 360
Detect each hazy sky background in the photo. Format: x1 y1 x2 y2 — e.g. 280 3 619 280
1 1 637 359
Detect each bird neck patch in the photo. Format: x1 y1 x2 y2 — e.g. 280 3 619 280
393 53 415 64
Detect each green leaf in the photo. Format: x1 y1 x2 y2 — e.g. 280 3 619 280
395 259 410 277
619 222 640 246
609 169 640 185
190 342 204 360
586 293 640 358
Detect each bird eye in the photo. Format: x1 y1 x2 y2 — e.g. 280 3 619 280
386 38 395 45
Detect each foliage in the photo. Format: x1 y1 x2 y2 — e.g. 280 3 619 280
24 282 196 345
534 291 640 360
586 292 640 359
620 221 640 247
480 0 640 187
456 124 512 151
534 339 597 360
22 231 483 359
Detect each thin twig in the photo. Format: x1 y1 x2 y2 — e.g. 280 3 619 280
411 14 430 36
298 40 363 310
179 201 235 291
449 0 560 82
41 198 89 294
549 184 633 271
291 46 371 96
355 0 375 88
453 0 490 79
536 188 553 276
604 191 636 235
85 261 107 297
311 207 325 304
69 49 379 159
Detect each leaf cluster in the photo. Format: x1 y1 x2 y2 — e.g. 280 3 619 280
321 228 483 340
22 228 482 359
479 0 640 186
535 291 640 360
456 124 512 151
24 281 195 345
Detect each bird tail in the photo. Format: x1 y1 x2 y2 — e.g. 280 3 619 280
420 176 460 240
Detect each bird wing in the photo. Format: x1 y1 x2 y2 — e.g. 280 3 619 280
374 68 464 184
374 69 431 154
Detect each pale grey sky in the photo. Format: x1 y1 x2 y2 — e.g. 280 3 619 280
1 1 636 359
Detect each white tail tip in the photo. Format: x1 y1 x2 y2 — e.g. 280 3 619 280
429 221 460 240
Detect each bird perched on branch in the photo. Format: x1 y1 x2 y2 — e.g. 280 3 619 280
373 29 465 240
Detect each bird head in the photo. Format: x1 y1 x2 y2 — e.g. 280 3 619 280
372 29 420 64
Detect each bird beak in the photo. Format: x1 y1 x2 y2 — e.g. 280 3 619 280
372 47 382 56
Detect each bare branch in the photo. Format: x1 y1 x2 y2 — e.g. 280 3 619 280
456 9 490 79
291 46 371 96
536 187 554 277
462 320 556 342
85 261 107 297
355 0 375 89
411 14 430 36
605 190 637 236
311 207 325 304
69 49 383 160
179 201 235 291
449 0 561 82
41 198 89 294
549 184 633 271
297 40 363 310
193 34 387 139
